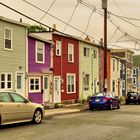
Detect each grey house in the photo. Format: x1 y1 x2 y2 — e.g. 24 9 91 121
0 16 29 97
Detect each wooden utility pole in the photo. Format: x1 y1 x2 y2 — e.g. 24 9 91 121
102 0 108 92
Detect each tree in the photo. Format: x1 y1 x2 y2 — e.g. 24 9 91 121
28 25 48 33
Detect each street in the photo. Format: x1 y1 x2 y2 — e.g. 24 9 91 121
1 105 140 140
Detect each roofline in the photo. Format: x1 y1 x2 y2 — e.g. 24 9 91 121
28 33 54 45
0 16 30 27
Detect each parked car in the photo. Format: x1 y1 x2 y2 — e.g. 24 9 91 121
126 91 140 104
89 92 120 110
0 92 45 125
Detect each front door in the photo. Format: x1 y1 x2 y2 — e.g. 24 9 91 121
54 76 61 103
16 73 25 97
43 75 50 103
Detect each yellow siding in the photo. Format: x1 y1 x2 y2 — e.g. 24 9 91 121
79 41 99 100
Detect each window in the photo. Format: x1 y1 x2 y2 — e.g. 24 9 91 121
83 47 89 57
0 73 12 90
93 50 97 58
36 41 45 63
68 43 74 62
4 28 12 50
112 80 115 92
0 92 11 102
56 40 61 56
11 93 26 103
122 80 125 90
67 74 76 93
113 59 115 72
83 74 90 91
133 77 136 84
29 77 40 92
133 69 136 75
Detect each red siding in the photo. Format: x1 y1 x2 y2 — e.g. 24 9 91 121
53 34 79 102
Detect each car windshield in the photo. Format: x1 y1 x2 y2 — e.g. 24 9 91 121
128 92 137 96
93 92 114 97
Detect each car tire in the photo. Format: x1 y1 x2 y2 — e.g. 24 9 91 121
126 101 129 105
109 103 113 110
32 109 43 124
89 106 93 111
117 103 120 109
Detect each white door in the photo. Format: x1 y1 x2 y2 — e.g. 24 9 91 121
54 76 61 103
43 75 50 103
16 73 25 97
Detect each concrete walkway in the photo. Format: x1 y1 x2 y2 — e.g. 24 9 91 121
44 103 89 117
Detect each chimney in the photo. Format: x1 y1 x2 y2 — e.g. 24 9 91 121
85 35 91 42
52 24 56 31
20 18 22 22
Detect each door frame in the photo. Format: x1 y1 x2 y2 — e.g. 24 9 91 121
15 71 25 97
53 76 61 103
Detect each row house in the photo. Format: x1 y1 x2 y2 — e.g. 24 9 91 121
31 32 79 103
27 33 53 104
111 49 134 96
0 16 28 97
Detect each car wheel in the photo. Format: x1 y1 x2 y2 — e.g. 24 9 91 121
89 106 93 111
117 103 120 109
32 109 43 124
109 103 113 110
126 101 129 105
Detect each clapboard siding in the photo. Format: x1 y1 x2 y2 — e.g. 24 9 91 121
79 41 99 100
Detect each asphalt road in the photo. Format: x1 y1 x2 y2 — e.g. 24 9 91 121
1 105 140 140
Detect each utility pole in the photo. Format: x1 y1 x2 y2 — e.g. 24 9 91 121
101 0 108 92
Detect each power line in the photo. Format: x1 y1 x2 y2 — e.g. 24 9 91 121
37 0 56 23
80 9 94 37
22 0 94 39
63 1 79 32
108 26 118 42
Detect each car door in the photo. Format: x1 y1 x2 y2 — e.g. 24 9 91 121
10 93 34 121
110 93 118 107
0 92 19 124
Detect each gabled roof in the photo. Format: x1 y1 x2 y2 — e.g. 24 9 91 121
28 33 54 45
0 16 29 27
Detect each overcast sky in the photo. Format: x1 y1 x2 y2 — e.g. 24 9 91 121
0 0 140 54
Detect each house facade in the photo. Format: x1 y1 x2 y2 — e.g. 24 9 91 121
110 55 121 96
111 49 134 96
0 17 28 97
79 40 99 100
27 33 53 104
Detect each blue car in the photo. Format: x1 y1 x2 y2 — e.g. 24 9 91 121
89 92 120 110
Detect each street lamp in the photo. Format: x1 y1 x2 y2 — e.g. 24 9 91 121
101 0 108 92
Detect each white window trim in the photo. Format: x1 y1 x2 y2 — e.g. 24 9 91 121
35 41 45 64
29 77 41 93
0 73 13 90
4 27 13 51
67 73 76 94
83 47 90 57
68 43 74 63
83 74 90 91
56 40 62 56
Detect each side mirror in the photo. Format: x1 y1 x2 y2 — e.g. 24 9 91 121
24 99 29 103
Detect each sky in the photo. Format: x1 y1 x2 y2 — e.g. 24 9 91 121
0 0 140 54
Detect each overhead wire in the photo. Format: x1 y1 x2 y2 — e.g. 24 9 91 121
108 26 118 42
37 0 56 23
63 1 79 32
22 0 94 39
80 9 94 37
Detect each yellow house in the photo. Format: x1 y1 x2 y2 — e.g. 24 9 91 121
79 39 99 100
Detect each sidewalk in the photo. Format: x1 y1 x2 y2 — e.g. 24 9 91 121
44 103 89 118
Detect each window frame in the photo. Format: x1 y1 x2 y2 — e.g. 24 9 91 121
83 47 90 57
4 28 13 50
112 80 115 92
83 74 90 91
29 77 41 93
0 73 12 90
67 73 76 94
56 40 62 56
35 41 45 64
93 49 97 59
68 43 74 63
